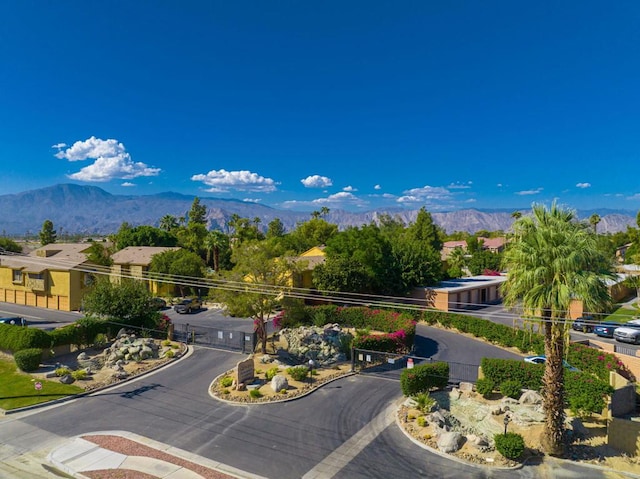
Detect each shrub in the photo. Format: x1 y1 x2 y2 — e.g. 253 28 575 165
475 377 495 398
55 367 73 377
494 432 525 460
162 339 172 347
416 416 427 427
249 389 262 398
14 348 42 372
221 388 230 395
72 369 88 380
164 349 175 358
265 367 279 381
500 380 522 399
413 392 435 412
220 376 234 387
400 362 449 396
565 370 613 417
279 388 287 394
0 325 51 352
481 358 544 391
287 366 309 382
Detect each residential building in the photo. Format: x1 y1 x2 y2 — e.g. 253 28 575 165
0 243 99 311
110 246 180 296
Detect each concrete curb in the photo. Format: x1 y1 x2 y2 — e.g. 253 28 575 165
209 367 356 406
3 343 192 416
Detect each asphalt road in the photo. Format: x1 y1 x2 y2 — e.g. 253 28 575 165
0 327 627 478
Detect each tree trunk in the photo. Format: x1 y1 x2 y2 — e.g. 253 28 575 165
254 317 267 354
540 316 566 456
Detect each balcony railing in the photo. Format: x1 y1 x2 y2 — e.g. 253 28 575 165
26 278 46 291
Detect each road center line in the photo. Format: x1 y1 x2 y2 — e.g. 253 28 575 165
301 402 396 479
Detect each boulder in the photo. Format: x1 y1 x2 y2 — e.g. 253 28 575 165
271 375 289 392
77 352 88 361
519 389 543 405
59 374 75 384
260 355 273 364
437 432 464 453
459 382 474 392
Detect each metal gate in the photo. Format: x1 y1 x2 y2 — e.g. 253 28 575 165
352 348 479 385
175 324 256 353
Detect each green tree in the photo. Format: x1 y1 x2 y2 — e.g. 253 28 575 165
0 237 22 253
159 214 179 232
406 207 443 251
502 202 613 455
446 246 466 278
390 236 443 290
287 218 339 253
82 278 160 329
312 256 372 293
212 241 296 353
188 197 207 226
204 230 229 271
589 213 601 234
176 223 208 258
266 218 285 238
86 242 113 267
467 249 502 275
149 249 206 297
39 219 57 246
113 224 178 250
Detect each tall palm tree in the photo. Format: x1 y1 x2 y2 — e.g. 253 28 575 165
589 213 601 234
502 202 613 455
204 230 227 271
159 214 179 232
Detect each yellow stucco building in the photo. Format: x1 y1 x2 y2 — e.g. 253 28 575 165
110 246 181 296
0 243 98 311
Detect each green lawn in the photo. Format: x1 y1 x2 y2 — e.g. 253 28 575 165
0 359 84 411
605 304 640 323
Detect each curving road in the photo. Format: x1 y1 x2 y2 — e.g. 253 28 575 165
0 324 629 478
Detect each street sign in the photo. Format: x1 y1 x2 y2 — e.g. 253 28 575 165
407 358 414 369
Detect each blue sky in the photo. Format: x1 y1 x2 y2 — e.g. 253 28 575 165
1 1 639 213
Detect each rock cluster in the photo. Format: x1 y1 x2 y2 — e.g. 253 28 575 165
102 333 161 368
279 324 352 365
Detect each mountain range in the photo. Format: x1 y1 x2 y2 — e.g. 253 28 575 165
0 184 636 237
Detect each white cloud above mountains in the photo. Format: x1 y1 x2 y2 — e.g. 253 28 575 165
53 136 160 182
515 187 543 196
301 175 333 188
397 185 453 204
191 169 277 192
576 182 591 189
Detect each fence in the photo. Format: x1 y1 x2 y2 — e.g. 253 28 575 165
352 348 479 385
174 323 256 353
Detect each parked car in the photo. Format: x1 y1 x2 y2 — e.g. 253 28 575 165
571 315 600 333
150 297 167 310
523 355 579 372
0 316 27 326
173 297 202 314
593 321 624 338
612 319 640 344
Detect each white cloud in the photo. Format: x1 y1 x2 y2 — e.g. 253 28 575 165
55 136 161 182
312 191 366 206
301 175 333 188
576 182 591 189
374 184 382 190
515 187 543 196
51 142 67 149
243 198 262 203
191 169 277 192
496 183 503 187
627 193 640 200
447 182 471 189
121 182 135 187
399 185 452 202
343 185 357 192
382 193 396 199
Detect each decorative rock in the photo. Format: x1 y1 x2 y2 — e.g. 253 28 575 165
270 374 289 392
404 397 419 408
59 374 75 384
519 389 543 405
450 388 462 400
437 431 464 453
77 352 88 361
459 382 474 392
116 328 128 338
236 383 246 391
490 406 504 416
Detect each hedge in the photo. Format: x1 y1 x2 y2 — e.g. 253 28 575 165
400 362 449 396
481 358 613 415
423 310 635 382
0 324 51 352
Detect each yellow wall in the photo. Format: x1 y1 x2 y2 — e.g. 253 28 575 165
300 246 325 258
0 266 76 311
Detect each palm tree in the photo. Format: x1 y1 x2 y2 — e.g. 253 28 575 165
204 230 227 271
502 202 613 455
511 210 522 220
589 213 601 234
159 214 179 232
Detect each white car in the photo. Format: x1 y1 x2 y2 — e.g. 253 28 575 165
612 319 640 344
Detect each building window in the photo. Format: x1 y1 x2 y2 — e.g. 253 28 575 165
12 269 23 283
83 273 95 286
29 273 44 280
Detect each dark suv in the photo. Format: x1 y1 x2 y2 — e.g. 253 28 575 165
571 316 599 333
173 298 202 314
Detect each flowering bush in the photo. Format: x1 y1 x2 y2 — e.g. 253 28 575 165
566 343 635 382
